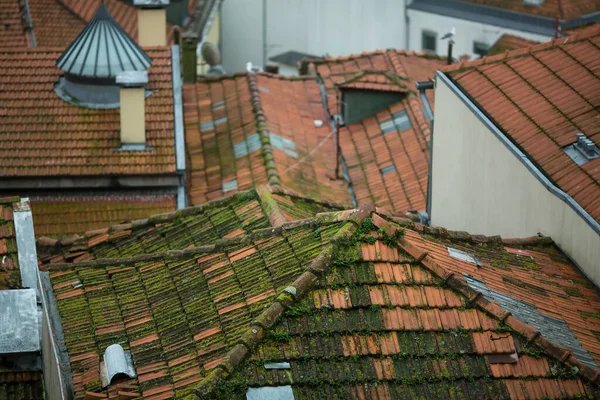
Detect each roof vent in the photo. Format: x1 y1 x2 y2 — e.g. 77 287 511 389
563 133 600 166
101 344 136 387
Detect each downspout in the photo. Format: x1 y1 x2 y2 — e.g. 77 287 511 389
416 80 435 224
262 0 267 67
171 44 188 209
405 0 410 50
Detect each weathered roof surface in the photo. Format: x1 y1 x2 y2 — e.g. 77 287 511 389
341 96 431 213
0 0 29 48
37 186 343 265
460 0 600 20
183 73 351 205
300 49 446 115
28 193 177 238
443 26 600 220
0 47 175 177
45 200 600 398
0 371 44 400
0 196 19 290
488 34 539 56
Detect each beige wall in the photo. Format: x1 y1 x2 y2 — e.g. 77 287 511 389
138 9 167 47
198 11 220 75
120 88 146 144
431 75 600 285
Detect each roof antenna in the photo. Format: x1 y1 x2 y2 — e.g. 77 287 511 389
554 15 560 38
441 27 455 65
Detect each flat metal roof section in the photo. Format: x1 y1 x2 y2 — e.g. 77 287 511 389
0 289 40 354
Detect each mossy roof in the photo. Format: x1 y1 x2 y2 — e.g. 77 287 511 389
0 196 20 290
45 201 600 399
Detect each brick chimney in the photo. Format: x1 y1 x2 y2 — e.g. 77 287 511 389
134 0 170 47
116 71 148 147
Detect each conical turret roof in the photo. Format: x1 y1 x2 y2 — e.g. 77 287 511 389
56 4 152 79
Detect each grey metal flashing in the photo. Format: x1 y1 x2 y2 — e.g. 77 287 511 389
22 0 36 48
464 274 597 368
39 271 71 399
416 81 435 221
113 144 155 152
171 44 188 209
0 289 39 354
13 199 39 296
408 0 578 36
269 50 323 66
437 71 600 236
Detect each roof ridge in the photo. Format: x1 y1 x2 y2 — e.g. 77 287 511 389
269 184 352 210
37 189 260 248
44 210 350 271
376 208 555 247
442 25 600 74
190 203 375 398
370 213 600 386
247 72 282 186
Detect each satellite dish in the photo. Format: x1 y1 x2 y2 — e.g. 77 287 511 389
201 42 221 66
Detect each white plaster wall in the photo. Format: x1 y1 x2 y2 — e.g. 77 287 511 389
431 75 600 285
222 0 408 74
407 9 551 58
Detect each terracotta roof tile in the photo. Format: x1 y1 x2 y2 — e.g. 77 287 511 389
0 196 20 290
0 47 176 177
184 74 352 205
44 200 600 398
445 27 600 220
0 0 29 48
460 0 600 20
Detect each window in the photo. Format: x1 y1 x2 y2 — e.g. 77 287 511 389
473 41 490 58
422 30 437 53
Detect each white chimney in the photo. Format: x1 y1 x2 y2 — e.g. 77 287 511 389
116 71 148 147
134 0 170 47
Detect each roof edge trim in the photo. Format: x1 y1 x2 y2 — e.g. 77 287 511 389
171 44 187 209
13 199 40 296
435 71 600 236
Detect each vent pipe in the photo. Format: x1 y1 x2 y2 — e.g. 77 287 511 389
134 0 170 47
116 71 148 148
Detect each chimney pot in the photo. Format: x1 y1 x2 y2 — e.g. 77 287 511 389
117 71 148 146
134 0 169 47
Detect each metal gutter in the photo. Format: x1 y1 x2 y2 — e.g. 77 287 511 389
436 71 600 236
171 44 188 210
416 81 434 223
407 0 600 37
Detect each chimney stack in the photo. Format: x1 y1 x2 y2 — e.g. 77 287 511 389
182 32 198 83
116 71 148 147
134 0 169 47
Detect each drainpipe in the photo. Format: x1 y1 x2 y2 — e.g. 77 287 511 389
405 0 410 50
262 0 267 67
416 80 435 224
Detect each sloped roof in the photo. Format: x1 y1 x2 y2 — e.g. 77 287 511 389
183 73 351 206
299 49 446 115
0 372 43 400
442 26 600 221
0 47 175 177
459 0 600 20
488 34 539 56
44 199 600 398
0 196 20 290
340 96 431 213
0 0 29 48
37 185 344 265
27 193 177 238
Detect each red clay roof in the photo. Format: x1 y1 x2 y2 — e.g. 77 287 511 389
341 96 431 213
0 47 176 177
443 26 600 220
302 49 445 115
0 0 29 48
461 0 600 20
488 34 540 56
0 196 20 290
43 202 600 398
183 73 351 206
28 193 177 238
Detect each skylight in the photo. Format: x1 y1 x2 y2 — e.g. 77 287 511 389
246 386 294 400
563 133 600 166
447 247 479 265
222 179 239 193
523 0 544 6
381 165 396 175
